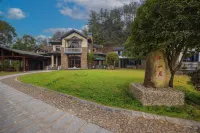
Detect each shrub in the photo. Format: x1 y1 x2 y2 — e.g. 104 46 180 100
87 53 94 69
12 60 20 72
106 52 119 70
106 52 119 64
188 69 200 91
2 60 10 71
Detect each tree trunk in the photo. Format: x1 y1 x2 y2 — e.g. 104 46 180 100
169 71 175 88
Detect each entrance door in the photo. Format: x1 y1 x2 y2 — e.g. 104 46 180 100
68 55 81 68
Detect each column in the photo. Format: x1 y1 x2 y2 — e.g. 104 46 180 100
43 61 45 70
119 59 121 68
23 57 26 72
199 52 200 62
56 56 58 67
51 55 54 67
1 49 4 65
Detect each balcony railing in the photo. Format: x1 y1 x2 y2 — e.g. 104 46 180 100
64 48 82 54
181 62 199 71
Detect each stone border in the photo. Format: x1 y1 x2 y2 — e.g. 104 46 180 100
1 71 200 128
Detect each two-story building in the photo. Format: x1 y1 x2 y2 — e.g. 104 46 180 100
48 29 88 69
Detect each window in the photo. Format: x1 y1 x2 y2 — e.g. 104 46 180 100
56 46 61 51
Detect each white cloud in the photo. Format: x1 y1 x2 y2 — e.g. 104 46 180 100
81 25 89 30
60 6 89 19
7 8 26 19
35 35 49 40
44 28 74 34
57 0 140 19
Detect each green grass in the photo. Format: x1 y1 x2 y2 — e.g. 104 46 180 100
19 70 200 121
0 71 20 76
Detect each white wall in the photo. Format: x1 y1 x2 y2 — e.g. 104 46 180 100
53 45 61 51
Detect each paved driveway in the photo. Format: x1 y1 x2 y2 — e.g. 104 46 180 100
0 72 112 133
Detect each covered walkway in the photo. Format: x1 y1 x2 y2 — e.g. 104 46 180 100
0 46 51 71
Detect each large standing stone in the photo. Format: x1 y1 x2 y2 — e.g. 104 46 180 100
129 50 185 106
144 50 171 88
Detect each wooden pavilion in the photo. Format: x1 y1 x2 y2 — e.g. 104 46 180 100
0 46 51 72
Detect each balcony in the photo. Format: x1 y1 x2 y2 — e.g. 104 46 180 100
181 62 199 71
64 48 82 54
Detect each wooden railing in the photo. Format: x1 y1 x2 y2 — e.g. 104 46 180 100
64 48 82 53
181 62 199 71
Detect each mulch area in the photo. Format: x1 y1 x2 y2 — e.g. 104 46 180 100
1 76 199 133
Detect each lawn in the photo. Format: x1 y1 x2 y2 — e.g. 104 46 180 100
0 71 20 76
19 70 200 121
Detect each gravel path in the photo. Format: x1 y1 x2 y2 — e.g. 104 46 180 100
0 72 200 133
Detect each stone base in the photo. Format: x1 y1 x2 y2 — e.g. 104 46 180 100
129 83 185 106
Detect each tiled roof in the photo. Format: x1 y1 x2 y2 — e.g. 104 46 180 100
61 29 87 40
40 45 53 52
0 46 48 57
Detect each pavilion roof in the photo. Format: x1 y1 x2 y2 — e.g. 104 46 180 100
0 46 49 58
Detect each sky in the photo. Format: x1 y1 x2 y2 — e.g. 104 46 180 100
0 0 139 39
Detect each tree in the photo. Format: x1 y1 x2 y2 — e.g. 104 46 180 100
52 31 67 40
82 25 89 36
0 20 17 46
88 11 104 45
127 0 200 87
36 36 49 46
88 2 140 46
106 52 119 69
124 36 144 69
13 35 37 51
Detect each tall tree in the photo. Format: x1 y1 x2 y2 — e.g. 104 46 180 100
88 11 104 45
36 36 49 46
13 35 37 51
124 36 144 68
52 31 67 40
0 20 17 46
82 26 89 36
126 0 200 87
88 2 139 46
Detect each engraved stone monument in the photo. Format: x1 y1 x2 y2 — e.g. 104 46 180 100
129 50 184 106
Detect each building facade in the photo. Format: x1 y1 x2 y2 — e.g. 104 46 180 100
48 30 88 69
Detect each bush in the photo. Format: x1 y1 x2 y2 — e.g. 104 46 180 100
188 69 200 91
87 53 94 69
2 60 10 71
12 61 20 72
106 52 119 70
106 52 119 66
